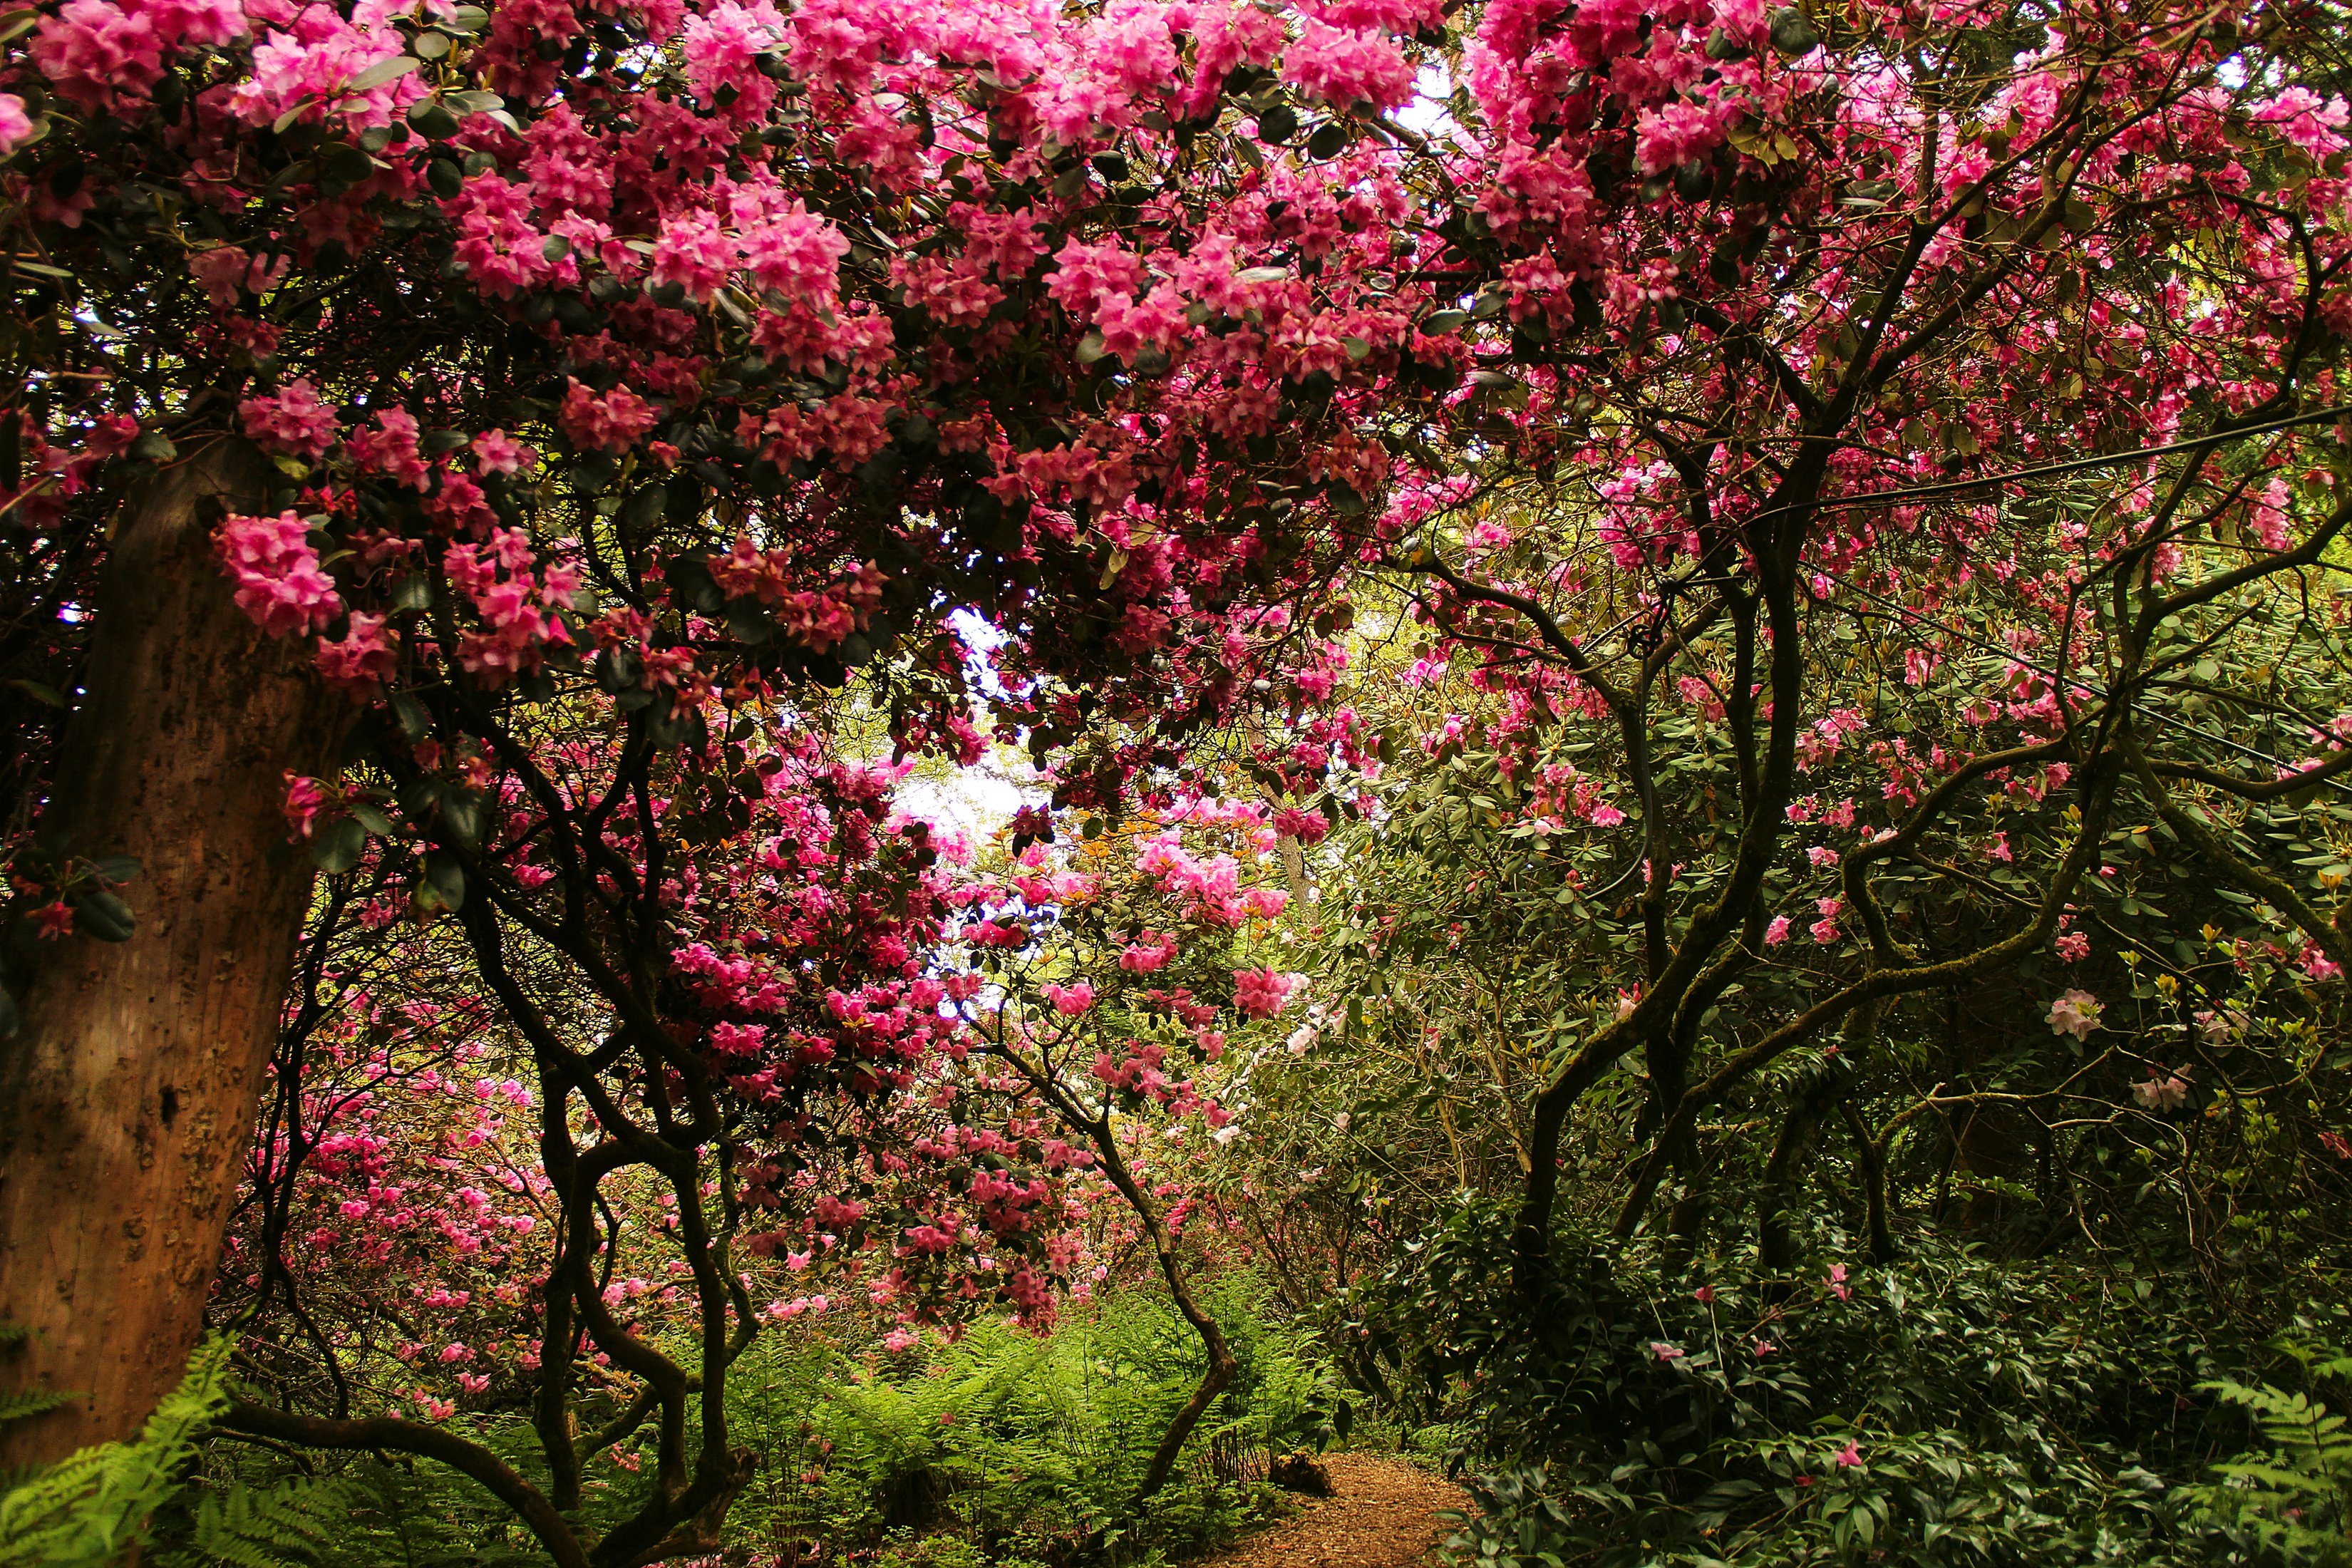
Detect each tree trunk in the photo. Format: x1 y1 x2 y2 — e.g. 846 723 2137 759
0 439 346 1469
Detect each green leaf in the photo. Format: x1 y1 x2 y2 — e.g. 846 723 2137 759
6 678 63 707
309 815 367 875
421 850 465 911
68 889 135 942
346 54 421 92
439 793 484 848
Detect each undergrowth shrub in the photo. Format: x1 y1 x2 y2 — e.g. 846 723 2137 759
2 1273 1337 1567
718 1272 1342 1566
1350 1197 2352 1568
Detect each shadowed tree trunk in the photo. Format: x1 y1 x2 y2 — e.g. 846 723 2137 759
0 438 347 1469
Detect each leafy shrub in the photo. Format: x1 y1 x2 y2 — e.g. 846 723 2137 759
719 1273 1339 1565
1357 1199 2352 1567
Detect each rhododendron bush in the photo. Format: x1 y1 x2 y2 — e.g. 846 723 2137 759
1 0 2351 1552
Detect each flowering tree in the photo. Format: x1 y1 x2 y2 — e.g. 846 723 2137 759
1 0 2348 1546
942 798 1304 1504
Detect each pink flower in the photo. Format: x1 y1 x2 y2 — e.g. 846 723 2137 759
1693 1285 1716 1304
1232 966 1299 1018
651 209 740 302
1825 1262 1851 1301
314 612 398 696
31 0 169 116
216 511 341 639
1634 99 1726 174
2256 87 2352 156
230 11 412 131
883 1327 919 1353
239 379 341 459
470 430 537 474
32 900 73 940
1272 805 1329 846
0 95 35 157
1834 1440 1863 1468
1652 1341 1685 1361
1809 897 1843 944
2131 1073 2189 1113
2046 989 2100 1039
1282 20 1415 110
559 378 659 454
1939 145 1993 201
743 203 850 302
1043 981 1095 1016
1765 915 1792 947
1119 932 1176 973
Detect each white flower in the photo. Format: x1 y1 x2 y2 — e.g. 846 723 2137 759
2046 989 2101 1039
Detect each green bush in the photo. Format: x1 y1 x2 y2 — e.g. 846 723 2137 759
719 1273 1341 1566
2 1274 1338 1568
1352 1198 2352 1567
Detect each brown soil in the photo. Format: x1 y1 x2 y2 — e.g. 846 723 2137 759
1214 1453 1467 1568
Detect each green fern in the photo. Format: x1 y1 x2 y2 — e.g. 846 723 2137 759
0 1336 230 1566
0 1388 77 1426
153 1474 351 1568
2186 1342 2352 1565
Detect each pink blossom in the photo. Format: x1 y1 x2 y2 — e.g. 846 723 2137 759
651 209 740 302
314 612 398 696
217 511 341 639
1272 805 1329 846
1809 897 1842 944
1834 1440 1863 1468
1232 966 1299 1019
1043 981 1095 1016
1119 932 1177 972
743 208 850 304
1765 915 1792 947
471 430 537 474
31 0 169 115
239 379 341 459
0 95 35 156
1283 21 1415 109
2255 87 2351 156
559 379 659 453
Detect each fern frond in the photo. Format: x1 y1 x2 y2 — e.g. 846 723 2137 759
0 1388 76 1426
0 1336 231 1567
160 1474 351 1568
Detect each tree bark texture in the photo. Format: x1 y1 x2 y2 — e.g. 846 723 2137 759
0 439 346 1469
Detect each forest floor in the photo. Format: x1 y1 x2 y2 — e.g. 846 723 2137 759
1214 1453 1465 1568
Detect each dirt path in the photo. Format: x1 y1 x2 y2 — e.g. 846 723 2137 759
1214 1453 1466 1568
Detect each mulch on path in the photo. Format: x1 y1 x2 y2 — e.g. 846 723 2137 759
1212 1453 1467 1568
